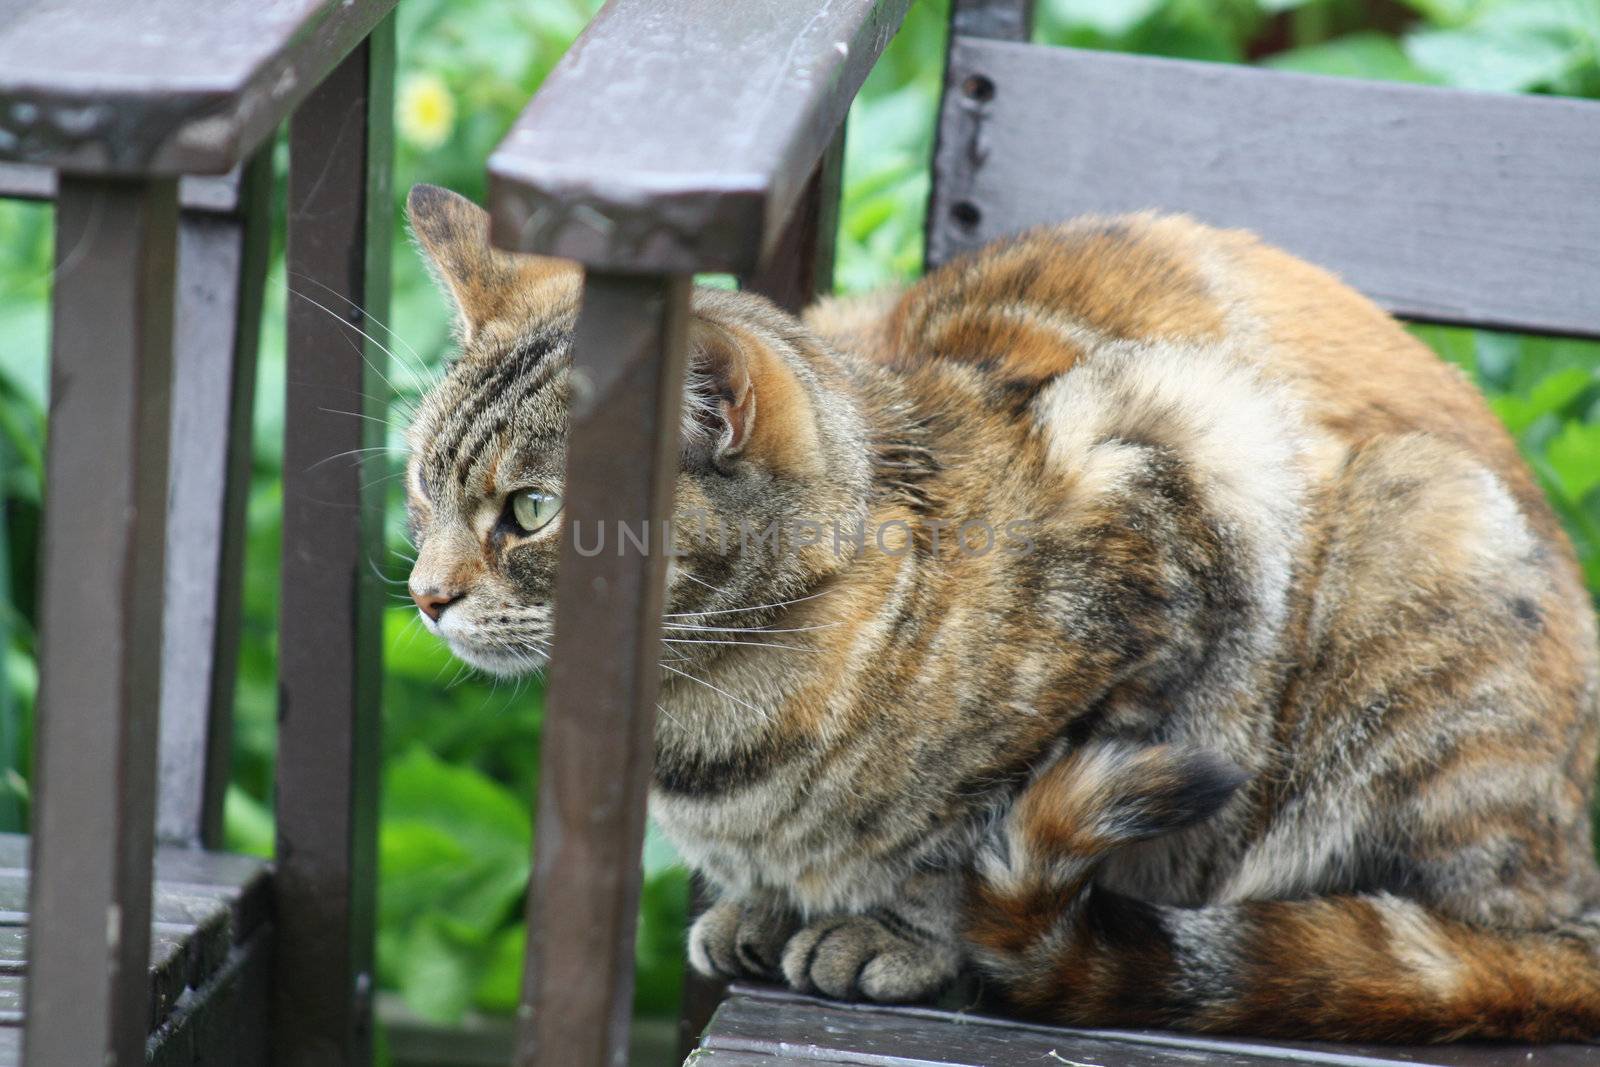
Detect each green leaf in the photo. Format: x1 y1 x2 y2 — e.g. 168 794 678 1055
384 744 531 855
1393 0 1484 29
1546 421 1600 502
472 923 526 1014
1405 19 1585 92
222 783 275 858
633 867 689 1017
1267 33 1440 83
1043 0 1165 37
1488 367 1593 434
398 913 487 1024
380 748 531 936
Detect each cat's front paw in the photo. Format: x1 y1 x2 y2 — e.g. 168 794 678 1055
781 913 961 1003
688 894 800 981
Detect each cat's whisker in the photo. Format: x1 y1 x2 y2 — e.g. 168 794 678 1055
662 637 817 653
445 659 479 690
363 469 407 492
289 287 418 407
655 702 686 730
287 269 435 382
663 585 838 618
663 621 841 634
317 406 408 431
679 571 725 593
368 555 409 586
303 444 404 474
659 662 773 726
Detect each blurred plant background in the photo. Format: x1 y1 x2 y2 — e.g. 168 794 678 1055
1 0 1597 1062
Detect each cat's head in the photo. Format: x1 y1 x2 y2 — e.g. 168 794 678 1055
402 184 869 675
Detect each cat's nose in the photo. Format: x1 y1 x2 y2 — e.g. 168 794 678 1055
411 587 461 622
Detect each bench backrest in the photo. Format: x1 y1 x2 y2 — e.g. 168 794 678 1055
928 0 1600 339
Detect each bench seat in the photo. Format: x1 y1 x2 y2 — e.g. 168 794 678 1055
0 834 271 1066
695 984 1600 1067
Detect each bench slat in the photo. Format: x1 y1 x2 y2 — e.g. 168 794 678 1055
701 988 1600 1067
928 41 1600 338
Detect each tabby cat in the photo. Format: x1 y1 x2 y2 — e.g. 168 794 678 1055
403 182 1600 1043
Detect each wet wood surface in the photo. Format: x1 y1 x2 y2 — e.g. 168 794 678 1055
696 985 1600 1067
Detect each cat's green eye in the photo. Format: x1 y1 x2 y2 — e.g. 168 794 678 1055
509 489 562 534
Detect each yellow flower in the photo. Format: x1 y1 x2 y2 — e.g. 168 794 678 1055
398 72 456 151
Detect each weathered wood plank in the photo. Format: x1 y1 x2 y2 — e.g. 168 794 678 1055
686 1050 854 1067
0 836 267 1036
487 0 912 273
513 274 691 1067
0 163 246 214
742 128 846 314
26 173 177 1067
276 15 393 1065
147 929 272 1067
928 41 1600 337
700 988 1600 1067
0 0 398 174
158 145 272 850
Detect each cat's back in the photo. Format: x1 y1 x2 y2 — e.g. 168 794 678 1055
876 214 1554 533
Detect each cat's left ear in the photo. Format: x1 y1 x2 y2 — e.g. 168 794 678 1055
406 183 571 342
686 318 756 468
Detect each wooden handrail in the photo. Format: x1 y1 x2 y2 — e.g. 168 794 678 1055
486 0 913 274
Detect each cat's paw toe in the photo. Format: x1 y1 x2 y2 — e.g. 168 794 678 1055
781 914 959 1003
688 896 798 980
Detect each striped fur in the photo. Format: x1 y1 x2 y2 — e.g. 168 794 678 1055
403 187 1600 1039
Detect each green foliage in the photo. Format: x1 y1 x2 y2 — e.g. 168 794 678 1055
0 0 1597 1054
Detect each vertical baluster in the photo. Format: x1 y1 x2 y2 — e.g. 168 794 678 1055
158 149 273 849
671 126 852 1059
514 274 690 1067
25 176 178 1067
275 16 394 1065
742 129 846 314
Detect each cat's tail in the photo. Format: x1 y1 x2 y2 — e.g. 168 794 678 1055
968 742 1600 1043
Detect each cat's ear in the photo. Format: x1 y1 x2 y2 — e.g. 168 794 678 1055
405 184 568 342
686 318 757 467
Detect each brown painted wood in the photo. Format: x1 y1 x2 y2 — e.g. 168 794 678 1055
487 0 912 274
927 41 1600 337
24 174 177 1067
926 0 1034 269
513 274 691 1067
742 129 845 314
147 929 273 1067
0 0 398 175
157 145 273 848
700 988 1600 1067
950 0 1034 40
676 878 728 1062
276 16 393 1066
0 834 268 1042
0 163 245 213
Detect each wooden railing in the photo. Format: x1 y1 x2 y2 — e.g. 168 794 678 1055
483 2 913 1063
0 2 398 1063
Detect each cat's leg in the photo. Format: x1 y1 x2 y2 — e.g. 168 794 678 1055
780 868 966 1002
688 888 801 982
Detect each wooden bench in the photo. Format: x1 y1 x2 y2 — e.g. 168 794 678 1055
0 1 397 1062
483 1 1600 1065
